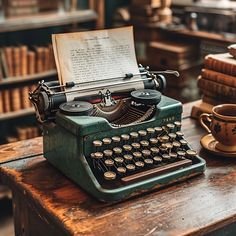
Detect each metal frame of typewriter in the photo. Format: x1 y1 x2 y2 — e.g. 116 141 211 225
30 67 206 202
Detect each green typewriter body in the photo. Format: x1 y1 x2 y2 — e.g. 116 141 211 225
30 70 205 202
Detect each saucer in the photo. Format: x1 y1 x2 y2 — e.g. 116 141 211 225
200 134 236 158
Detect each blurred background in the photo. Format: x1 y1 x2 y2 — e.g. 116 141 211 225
0 0 236 235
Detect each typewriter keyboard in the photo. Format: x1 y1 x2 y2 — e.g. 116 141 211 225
88 121 198 187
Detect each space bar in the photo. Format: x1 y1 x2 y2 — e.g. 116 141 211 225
121 159 192 184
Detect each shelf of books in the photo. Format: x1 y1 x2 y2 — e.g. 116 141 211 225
0 9 98 33
0 107 34 121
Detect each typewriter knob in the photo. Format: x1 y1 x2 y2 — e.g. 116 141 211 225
104 171 116 180
177 150 186 157
186 149 197 158
147 128 155 134
176 131 184 139
123 145 132 152
153 156 162 163
140 140 149 147
131 89 161 105
165 142 173 149
94 152 104 159
130 132 139 139
135 161 145 168
117 167 127 174
126 164 136 171
104 150 113 157
173 141 181 149
174 121 182 130
150 138 158 145
154 127 163 134
151 147 159 154
114 157 124 164
166 123 175 131
138 130 147 137
132 143 141 149
180 139 188 147
93 140 102 147
133 151 142 158
168 133 177 141
142 149 151 157
105 159 114 167
169 152 177 159
112 136 121 143
162 154 171 162
124 154 133 161
113 147 122 154
103 138 112 145
144 158 153 165
160 135 169 143
121 134 130 141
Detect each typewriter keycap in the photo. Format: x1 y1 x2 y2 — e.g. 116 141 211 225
168 133 177 140
135 161 144 168
165 142 173 149
124 154 133 161
126 164 136 171
142 149 151 157
113 147 122 154
153 156 162 163
174 121 182 129
104 150 113 157
94 152 103 159
117 167 126 174
132 142 141 149
93 140 102 147
138 130 147 137
176 131 184 138
104 171 116 180
154 127 163 134
133 152 142 158
159 146 168 153
140 140 149 147
151 147 159 154
144 158 153 165
166 123 175 131
112 136 121 143
103 138 112 145
121 134 130 141
130 132 138 138
177 150 186 157
123 145 132 151
160 135 169 143
150 138 158 145
173 141 181 148
186 150 197 158
115 157 124 164
105 159 114 166
169 152 177 159
162 154 171 161
180 139 188 146
147 128 155 134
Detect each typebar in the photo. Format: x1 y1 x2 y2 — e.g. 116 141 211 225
121 159 192 184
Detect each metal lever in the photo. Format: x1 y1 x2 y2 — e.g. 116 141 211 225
150 70 180 77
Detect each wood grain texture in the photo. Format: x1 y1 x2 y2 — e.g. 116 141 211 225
2 104 236 235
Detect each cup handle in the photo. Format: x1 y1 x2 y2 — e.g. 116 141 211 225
199 113 212 133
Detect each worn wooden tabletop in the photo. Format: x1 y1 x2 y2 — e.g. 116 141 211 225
1 103 236 236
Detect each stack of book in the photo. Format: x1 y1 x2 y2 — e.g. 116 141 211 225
191 51 236 118
4 0 39 17
0 44 56 80
0 84 37 114
6 125 40 143
130 0 161 24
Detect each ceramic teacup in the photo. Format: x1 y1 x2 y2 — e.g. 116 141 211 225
199 104 236 152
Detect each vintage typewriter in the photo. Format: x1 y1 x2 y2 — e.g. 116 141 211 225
30 66 206 202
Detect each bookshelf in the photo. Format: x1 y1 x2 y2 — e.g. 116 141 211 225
0 0 105 144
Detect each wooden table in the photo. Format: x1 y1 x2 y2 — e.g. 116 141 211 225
1 102 236 236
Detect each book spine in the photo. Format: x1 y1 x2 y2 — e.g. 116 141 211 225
198 76 236 98
10 87 21 111
36 47 44 73
2 89 12 113
44 47 50 71
3 47 14 77
204 57 236 76
20 45 28 76
201 68 236 87
13 47 21 77
27 51 36 74
0 90 3 113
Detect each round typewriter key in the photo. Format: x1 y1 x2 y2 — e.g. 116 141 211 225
174 121 182 129
132 142 140 149
94 152 103 159
126 164 135 171
138 130 147 137
151 147 159 154
168 133 177 140
153 156 162 163
150 138 158 145
113 147 122 154
154 126 163 134
103 138 112 145
135 161 144 168
173 141 181 148
162 154 171 161
165 142 173 149
176 131 184 138
121 134 130 141
130 132 138 139
104 150 113 157
105 159 114 167
169 152 177 159
147 127 155 134
115 157 124 164
142 149 151 157
123 145 132 152
144 158 153 165
180 139 188 146
186 149 197 158
177 150 186 157
140 140 149 147
112 136 121 143
160 135 169 143
166 123 175 131
124 154 133 161
159 146 167 153
104 171 116 180
133 151 142 158
117 167 126 174
93 140 102 147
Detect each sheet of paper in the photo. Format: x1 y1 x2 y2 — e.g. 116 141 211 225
52 27 141 88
